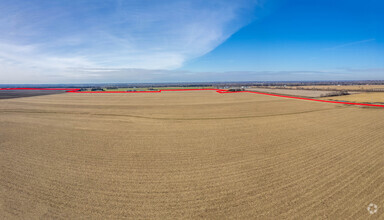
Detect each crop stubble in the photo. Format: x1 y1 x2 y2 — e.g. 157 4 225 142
0 91 383 219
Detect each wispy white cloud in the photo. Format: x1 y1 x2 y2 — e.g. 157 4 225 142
78 68 383 82
2 67 382 84
324 38 375 50
0 0 258 82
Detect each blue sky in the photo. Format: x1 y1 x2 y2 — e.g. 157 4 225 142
0 0 383 83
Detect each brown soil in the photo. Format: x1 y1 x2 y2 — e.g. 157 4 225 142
1 91 383 219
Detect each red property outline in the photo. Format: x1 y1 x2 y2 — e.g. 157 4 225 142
1 88 384 108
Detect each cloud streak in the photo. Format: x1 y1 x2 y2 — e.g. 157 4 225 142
2 67 382 84
324 39 375 50
0 0 258 82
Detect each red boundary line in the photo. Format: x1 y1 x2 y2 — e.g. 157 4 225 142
1 88 383 108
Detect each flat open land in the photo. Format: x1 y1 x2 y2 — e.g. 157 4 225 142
1 91 383 219
297 85 384 91
247 88 334 98
0 90 65 100
322 92 384 104
104 86 213 91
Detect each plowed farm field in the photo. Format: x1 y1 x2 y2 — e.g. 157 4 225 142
1 91 383 219
323 92 384 104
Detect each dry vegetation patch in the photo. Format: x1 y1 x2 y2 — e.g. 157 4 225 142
247 88 336 98
297 85 384 91
322 92 384 104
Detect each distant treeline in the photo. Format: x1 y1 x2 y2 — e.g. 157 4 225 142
320 91 350 97
1 80 384 89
